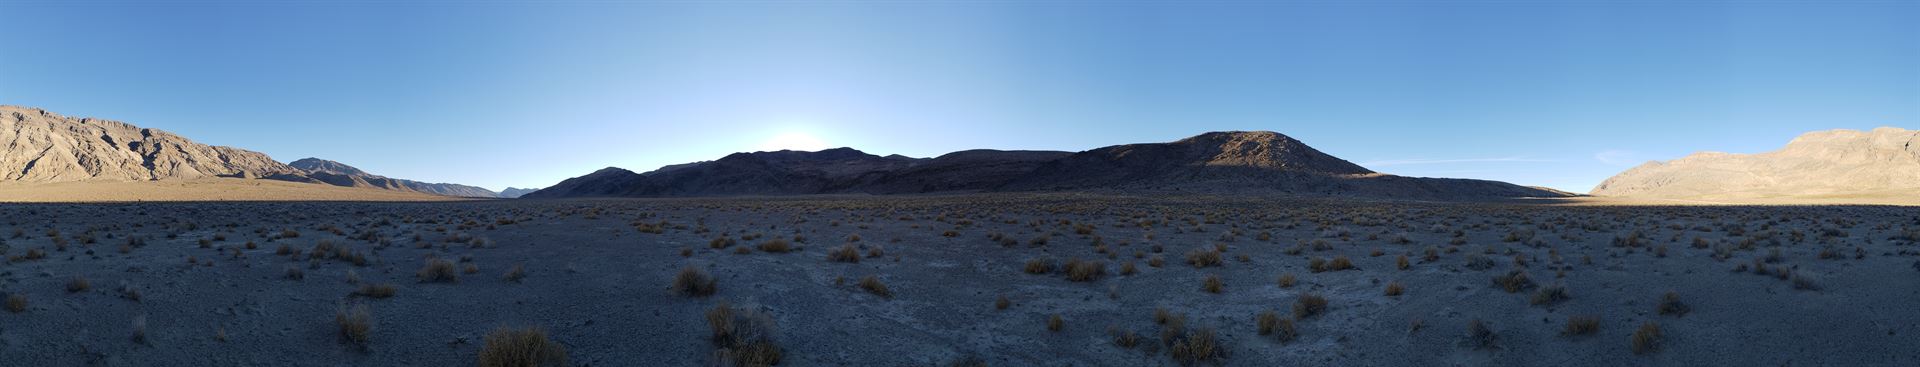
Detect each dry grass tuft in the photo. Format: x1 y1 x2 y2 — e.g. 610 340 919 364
1202 274 1224 293
354 283 397 299
335 304 373 346
1530 284 1570 306
1630 321 1662 355
1293 293 1328 319
1167 327 1221 365
66 276 90 293
827 244 861 263
1047 314 1064 332
672 267 718 297
1023 258 1055 274
1256 310 1297 342
1491 270 1534 293
1657 291 1689 316
1385 281 1406 297
1185 248 1223 268
1562 315 1600 336
476 326 569 367
418 259 460 283
1277 273 1297 288
755 239 792 253
707 301 783 367
503 264 527 282
1467 319 1496 349
5 294 25 313
1063 259 1105 282
858 275 892 298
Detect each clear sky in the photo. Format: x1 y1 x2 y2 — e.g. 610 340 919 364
1 1 1914 193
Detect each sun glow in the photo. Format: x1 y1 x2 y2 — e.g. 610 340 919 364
755 131 831 152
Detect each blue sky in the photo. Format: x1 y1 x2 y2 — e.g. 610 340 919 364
1 1 1914 193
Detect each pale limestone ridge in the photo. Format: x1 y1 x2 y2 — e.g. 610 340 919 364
0 105 300 181
1591 127 1920 198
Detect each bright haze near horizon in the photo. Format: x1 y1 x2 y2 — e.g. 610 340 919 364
0 1 1913 193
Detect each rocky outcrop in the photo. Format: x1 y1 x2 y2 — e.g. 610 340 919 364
1592 127 1920 198
1 105 303 181
1 105 498 198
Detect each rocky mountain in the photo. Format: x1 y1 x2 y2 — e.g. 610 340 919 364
525 131 1566 200
522 148 965 198
1 105 497 198
1 105 304 181
1002 131 1563 199
288 158 499 198
498 187 540 198
1591 127 1920 199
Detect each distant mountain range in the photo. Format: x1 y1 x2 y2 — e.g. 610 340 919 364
287 158 498 198
524 131 1568 200
1592 127 1920 199
498 187 540 198
0 105 502 198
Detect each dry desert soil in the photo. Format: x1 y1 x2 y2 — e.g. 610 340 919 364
0 194 1916 366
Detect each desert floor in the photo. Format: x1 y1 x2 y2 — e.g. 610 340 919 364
0 179 466 203
0 194 1916 366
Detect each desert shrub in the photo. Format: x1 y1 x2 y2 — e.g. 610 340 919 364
1185 248 1222 268
503 264 527 282
1167 327 1221 365
355 283 397 299
756 239 791 253
418 259 459 283
1385 281 1406 297
1293 293 1328 319
1120 261 1139 275
66 276 90 293
858 275 891 298
1465 254 1497 270
1023 258 1055 274
1491 270 1534 293
1277 273 1297 288
827 244 861 263
284 266 305 280
1063 259 1104 282
1202 275 1223 294
477 326 569 367
1396 255 1410 270
336 304 373 346
1657 291 1689 316
1047 314 1064 332
994 296 1011 310
1255 310 1296 343
5 294 25 313
131 315 148 344
1530 284 1570 306
1630 321 1662 354
1791 272 1822 291
1467 319 1496 349
1562 315 1600 336
1110 328 1141 348
672 267 718 297
1328 256 1355 271
707 302 783 367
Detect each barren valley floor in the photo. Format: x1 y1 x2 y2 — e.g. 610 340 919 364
0 194 1916 366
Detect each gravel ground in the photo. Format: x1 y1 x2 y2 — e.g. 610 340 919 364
0 194 1916 366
